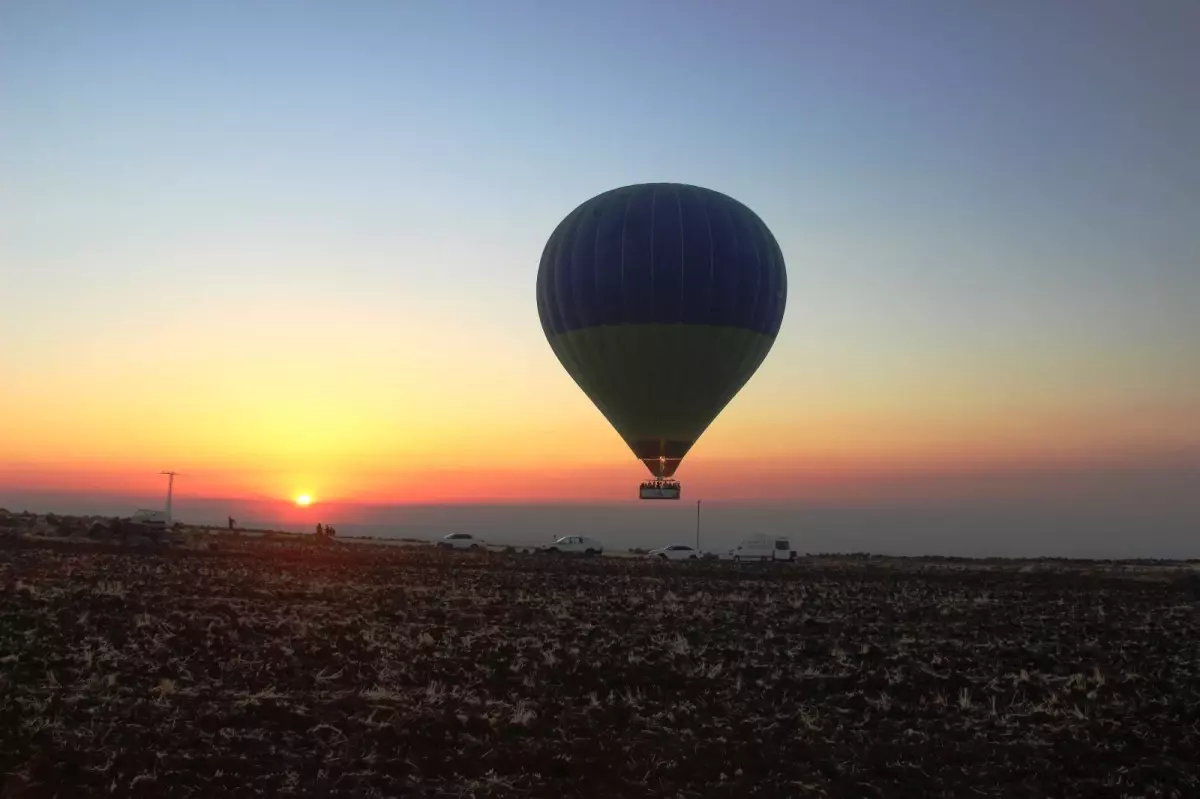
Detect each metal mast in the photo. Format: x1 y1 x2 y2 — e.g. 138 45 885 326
160 471 179 526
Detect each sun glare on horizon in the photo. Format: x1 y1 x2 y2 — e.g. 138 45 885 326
295 494 313 507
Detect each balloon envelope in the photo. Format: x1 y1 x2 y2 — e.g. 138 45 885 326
536 183 787 478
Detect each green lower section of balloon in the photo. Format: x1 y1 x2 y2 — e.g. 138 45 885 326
545 324 777 472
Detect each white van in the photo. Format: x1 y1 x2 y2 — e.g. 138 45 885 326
130 509 168 526
726 534 796 562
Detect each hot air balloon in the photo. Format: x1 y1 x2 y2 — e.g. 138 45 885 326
536 183 787 500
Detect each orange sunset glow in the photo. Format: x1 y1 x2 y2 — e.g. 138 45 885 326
4 342 1196 508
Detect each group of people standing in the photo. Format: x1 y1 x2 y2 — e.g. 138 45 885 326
223 516 338 540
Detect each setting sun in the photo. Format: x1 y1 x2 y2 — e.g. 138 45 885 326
295 494 313 507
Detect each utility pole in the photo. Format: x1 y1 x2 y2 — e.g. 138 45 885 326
695 499 701 552
160 471 179 526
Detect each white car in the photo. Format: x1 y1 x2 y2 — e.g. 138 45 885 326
541 535 604 556
437 533 485 551
647 544 700 561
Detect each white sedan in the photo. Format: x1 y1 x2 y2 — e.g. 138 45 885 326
647 544 700 561
541 535 604 556
437 533 486 550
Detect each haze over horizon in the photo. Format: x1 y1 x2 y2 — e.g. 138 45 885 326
3 1 1198 556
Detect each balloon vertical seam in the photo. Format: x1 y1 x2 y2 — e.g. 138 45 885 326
675 185 686 322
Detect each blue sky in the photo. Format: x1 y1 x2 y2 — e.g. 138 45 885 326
7 2 1197 327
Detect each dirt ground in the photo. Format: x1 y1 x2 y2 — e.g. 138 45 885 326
1 536 1198 798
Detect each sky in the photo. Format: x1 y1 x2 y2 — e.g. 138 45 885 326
2 1 1198 555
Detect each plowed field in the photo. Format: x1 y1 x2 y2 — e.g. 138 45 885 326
2 538 1198 797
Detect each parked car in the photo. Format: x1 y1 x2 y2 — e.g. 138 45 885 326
647 544 700 561
437 533 485 550
724 534 796 562
541 535 604 556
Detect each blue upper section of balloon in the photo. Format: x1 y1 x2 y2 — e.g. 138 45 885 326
537 183 788 337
